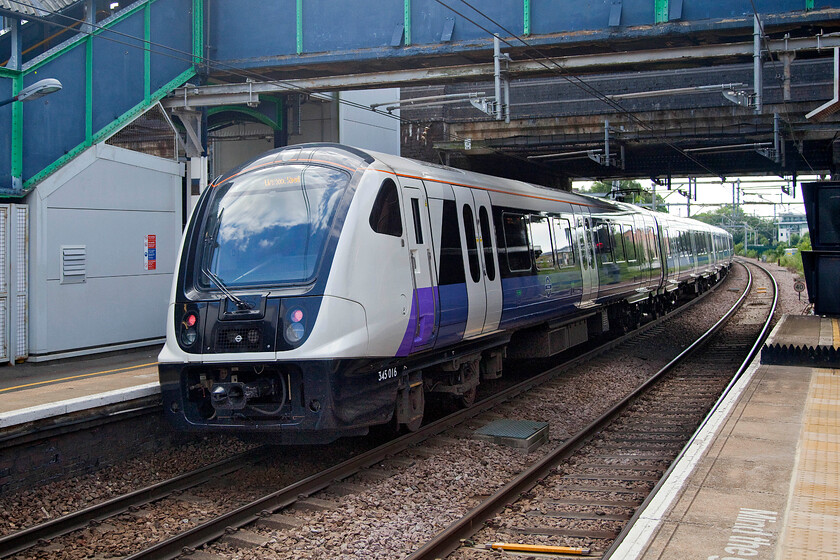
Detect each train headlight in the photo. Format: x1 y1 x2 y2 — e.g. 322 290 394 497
180 312 199 347
284 308 305 344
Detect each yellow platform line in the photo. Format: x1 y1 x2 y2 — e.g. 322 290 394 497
779 367 840 559
0 362 158 394
833 318 840 348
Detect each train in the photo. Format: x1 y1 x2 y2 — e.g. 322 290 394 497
158 143 733 444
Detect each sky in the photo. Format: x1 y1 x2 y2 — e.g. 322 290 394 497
573 175 813 220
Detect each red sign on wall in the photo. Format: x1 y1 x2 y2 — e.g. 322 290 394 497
144 234 157 270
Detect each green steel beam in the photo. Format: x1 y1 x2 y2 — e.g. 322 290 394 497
144 1 151 102
655 0 668 23
296 0 303 54
13 0 205 192
0 67 20 78
85 36 93 141
10 73 23 190
524 0 531 36
806 0 815 9
26 0 154 73
193 0 203 66
22 67 196 191
404 0 411 46
207 105 281 130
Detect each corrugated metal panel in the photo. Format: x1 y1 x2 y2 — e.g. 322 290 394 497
0 0 78 17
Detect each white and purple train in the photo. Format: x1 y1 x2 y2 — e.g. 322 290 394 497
158 143 732 443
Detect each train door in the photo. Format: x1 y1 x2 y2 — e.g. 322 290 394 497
472 189 502 333
400 180 438 351
572 205 597 307
453 186 487 338
630 215 650 286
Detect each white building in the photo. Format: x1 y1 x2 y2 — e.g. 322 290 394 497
778 213 809 244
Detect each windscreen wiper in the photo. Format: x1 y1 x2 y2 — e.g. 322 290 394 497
203 268 253 310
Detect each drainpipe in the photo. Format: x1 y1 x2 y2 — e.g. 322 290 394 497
754 14 763 113
604 119 610 168
494 34 502 120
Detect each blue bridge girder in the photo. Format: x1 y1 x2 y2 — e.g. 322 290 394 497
4 0 840 195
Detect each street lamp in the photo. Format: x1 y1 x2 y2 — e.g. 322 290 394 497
0 78 62 108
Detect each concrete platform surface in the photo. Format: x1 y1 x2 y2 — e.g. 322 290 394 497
0 346 161 428
613 314 840 560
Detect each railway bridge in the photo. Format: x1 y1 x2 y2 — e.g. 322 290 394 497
3 1 840 194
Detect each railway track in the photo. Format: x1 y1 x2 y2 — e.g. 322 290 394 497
2 265 750 560
413 259 777 559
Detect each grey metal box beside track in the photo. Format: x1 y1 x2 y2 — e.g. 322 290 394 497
473 419 549 452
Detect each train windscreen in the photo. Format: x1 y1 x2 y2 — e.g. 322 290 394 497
196 164 349 287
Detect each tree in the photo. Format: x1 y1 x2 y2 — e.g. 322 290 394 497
691 206 777 247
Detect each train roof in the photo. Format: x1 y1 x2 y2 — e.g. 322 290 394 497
363 147 617 211
215 143 729 238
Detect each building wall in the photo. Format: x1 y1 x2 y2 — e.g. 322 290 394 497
27 144 183 358
339 89 400 155
211 89 401 180
211 133 275 179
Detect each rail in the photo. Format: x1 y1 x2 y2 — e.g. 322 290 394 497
406 261 771 560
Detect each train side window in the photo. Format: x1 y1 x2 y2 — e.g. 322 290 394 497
594 221 614 264
410 198 423 244
624 225 637 260
502 213 532 272
462 205 481 283
577 216 590 271
369 179 402 237
478 207 496 281
611 224 626 262
553 218 576 268
438 200 466 285
530 216 556 271
647 227 659 260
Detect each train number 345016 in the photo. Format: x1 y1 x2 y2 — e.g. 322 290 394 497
377 367 400 382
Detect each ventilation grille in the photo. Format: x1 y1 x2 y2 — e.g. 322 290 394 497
215 325 264 353
61 245 86 284
106 103 177 160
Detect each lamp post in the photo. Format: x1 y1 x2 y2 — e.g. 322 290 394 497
0 78 62 107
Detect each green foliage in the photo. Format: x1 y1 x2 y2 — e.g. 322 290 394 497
797 232 811 251
692 206 778 247
759 232 810 274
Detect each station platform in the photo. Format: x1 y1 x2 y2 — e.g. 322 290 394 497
615 314 840 560
0 345 161 430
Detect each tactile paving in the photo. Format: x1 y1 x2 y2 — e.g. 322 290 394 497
779 367 840 559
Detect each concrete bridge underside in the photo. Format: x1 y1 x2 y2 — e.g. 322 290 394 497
404 57 839 185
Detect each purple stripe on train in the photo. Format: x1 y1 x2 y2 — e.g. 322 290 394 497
396 286 439 356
